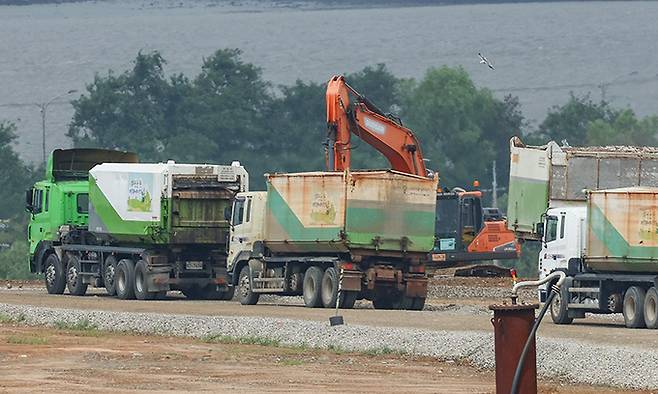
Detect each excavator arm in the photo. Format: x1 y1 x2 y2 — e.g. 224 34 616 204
325 75 428 177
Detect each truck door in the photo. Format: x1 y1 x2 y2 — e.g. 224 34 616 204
540 213 569 275
27 187 49 252
227 196 253 270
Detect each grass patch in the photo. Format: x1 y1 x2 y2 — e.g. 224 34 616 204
6 335 48 345
280 359 304 366
53 319 103 336
0 313 25 324
327 344 348 354
363 346 406 357
201 334 281 347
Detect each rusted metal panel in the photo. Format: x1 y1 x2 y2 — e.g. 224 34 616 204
264 170 437 255
340 271 362 291
489 303 538 394
587 187 658 272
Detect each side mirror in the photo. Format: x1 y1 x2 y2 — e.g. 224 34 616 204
224 206 232 222
535 222 544 238
25 189 33 213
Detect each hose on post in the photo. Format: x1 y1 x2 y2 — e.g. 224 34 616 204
508 271 566 394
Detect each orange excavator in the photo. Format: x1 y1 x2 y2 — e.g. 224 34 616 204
325 75 519 273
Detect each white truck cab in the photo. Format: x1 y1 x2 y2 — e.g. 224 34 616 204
537 205 587 302
227 192 267 274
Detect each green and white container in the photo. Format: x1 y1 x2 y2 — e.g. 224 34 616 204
89 161 248 245
587 187 658 273
264 170 438 255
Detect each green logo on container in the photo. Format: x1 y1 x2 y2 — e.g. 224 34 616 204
127 174 153 213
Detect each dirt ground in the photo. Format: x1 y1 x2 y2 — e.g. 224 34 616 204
0 324 645 394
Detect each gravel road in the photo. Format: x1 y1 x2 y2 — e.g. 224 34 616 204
1 302 656 390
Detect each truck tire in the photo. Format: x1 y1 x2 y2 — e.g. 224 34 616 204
550 285 573 325
66 255 88 296
644 287 658 329
623 286 646 328
410 297 426 311
220 286 235 301
340 291 358 309
134 260 156 301
321 267 339 308
104 255 118 297
44 253 66 295
115 259 136 300
303 266 324 308
392 296 414 310
181 286 206 300
372 295 394 310
237 266 259 305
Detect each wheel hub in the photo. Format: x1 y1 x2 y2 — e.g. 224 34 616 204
105 265 115 287
45 265 56 286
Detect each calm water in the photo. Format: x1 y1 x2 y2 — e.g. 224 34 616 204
1 1 657 163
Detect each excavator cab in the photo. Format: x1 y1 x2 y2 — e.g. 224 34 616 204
431 190 519 266
434 191 482 256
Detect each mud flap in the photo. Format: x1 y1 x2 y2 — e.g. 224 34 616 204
404 274 428 298
341 270 363 292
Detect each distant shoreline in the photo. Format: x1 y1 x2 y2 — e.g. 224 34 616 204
0 0 646 7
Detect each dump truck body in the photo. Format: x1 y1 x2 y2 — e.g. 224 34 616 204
586 188 658 273
507 137 658 240
88 162 247 247
263 171 436 256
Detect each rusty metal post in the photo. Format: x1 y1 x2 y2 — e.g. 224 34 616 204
489 303 538 394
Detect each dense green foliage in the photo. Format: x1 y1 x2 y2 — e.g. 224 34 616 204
0 121 38 279
3 48 658 279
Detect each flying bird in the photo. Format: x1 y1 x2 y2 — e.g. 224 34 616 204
478 53 495 70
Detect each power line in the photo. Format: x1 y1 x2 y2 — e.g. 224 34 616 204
0 98 75 109
492 74 658 94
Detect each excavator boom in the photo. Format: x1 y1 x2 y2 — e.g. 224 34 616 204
325 75 428 177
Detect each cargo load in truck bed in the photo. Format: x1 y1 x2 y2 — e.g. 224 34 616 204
507 137 658 240
263 170 438 255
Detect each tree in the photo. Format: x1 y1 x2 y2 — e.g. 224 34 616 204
537 93 617 147
68 49 278 188
401 66 524 192
0 121 35 220
586 109 658 146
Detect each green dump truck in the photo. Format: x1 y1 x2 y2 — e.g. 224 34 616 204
27 149 248 300
226 170 438 310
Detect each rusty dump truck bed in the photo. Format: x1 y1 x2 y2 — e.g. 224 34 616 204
263 170 438 256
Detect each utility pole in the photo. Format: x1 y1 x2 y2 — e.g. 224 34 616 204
492 160 498 209
35 89 78 167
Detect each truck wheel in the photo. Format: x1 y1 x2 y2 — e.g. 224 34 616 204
104 255 118 296
134 260 156 301
237 266 260 305
392 296 414 310
340 291 358 309
372 295 394 310
181 286 206 300
643 287 658 329
321 267 339 308
115 259 136 300
623 286 646 328
44 253 66 295
410 297 426 311
303 266 324 308
66 255 88 296
220 286 235 301
550 285 573 325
